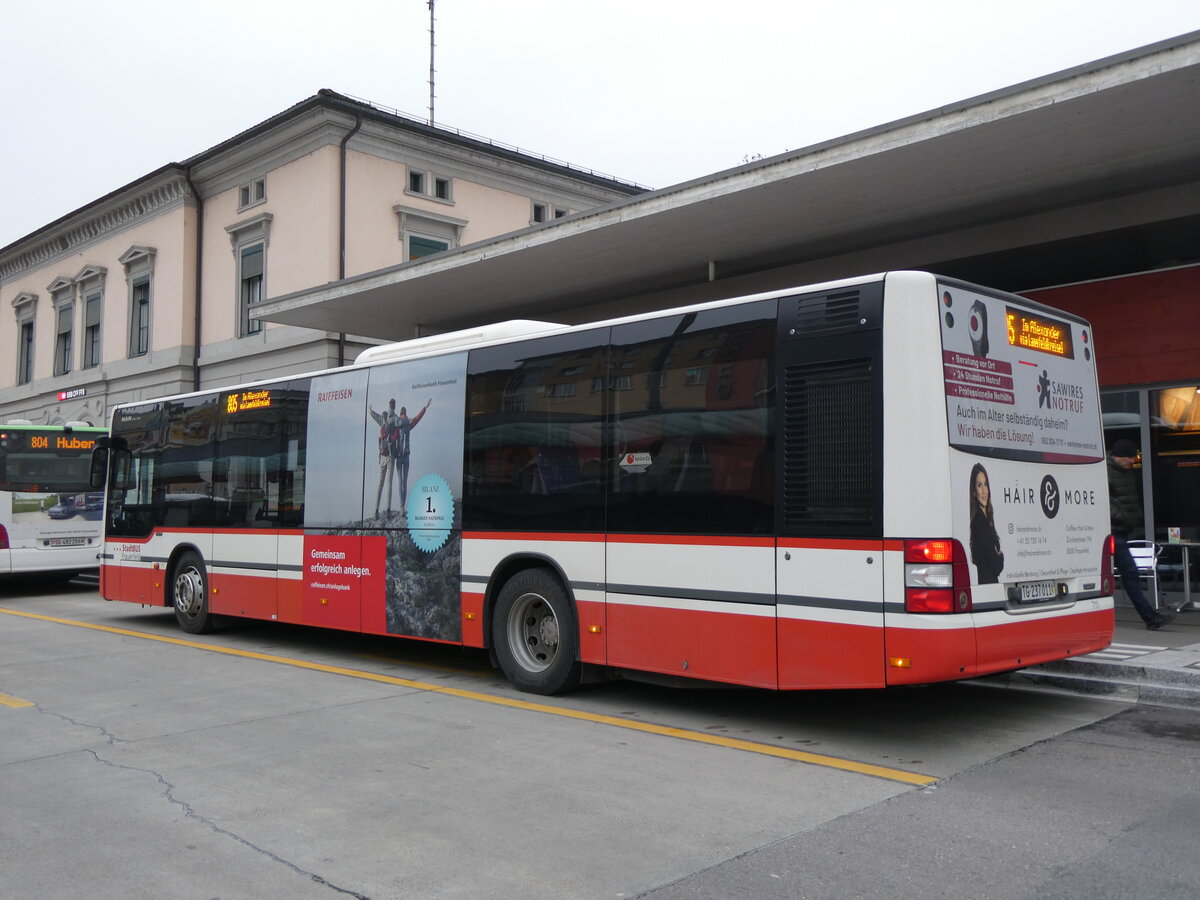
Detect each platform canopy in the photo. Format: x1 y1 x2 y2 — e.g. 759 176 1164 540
256 33 1200 341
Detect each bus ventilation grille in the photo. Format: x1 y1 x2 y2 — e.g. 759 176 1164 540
781 358 874 528
787 289 864 335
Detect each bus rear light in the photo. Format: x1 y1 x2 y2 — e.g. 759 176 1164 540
905 539 954 564
1100 534 1115 595
0 524 8 550
905 588 957 613
904 539 972 613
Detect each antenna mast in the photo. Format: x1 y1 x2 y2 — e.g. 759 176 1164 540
427 0 436 126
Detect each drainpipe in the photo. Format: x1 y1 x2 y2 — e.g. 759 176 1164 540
338 113 363 367
184 168 204 392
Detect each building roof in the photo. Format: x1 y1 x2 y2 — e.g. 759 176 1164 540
0 90 645 263
256 31 1200 341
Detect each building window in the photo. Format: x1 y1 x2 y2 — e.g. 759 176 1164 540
54 304 73 376
130 278 150 356
48 278 75 378
531 202 567 224
408 235 449 260
18 319 35 385
224 214 273 338
71 265 106 370
240 243 265 336
12 292 37 385
394 204 466 261
83 292 102 368
405 169 454 203
238 177 266 211
1150 385 1200 547
119 246 156 359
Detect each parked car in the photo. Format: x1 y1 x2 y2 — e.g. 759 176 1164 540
47 501 76 519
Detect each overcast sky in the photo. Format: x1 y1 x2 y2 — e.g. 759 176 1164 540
2 0 1197 249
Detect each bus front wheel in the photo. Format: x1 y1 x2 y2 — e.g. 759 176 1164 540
172 551 214 634
492 569 581 695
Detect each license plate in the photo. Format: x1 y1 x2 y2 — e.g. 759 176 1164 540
1017 579 1057 603
49 537 87 547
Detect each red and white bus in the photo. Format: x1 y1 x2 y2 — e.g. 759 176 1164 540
92 271 1113 693
1 423 106 577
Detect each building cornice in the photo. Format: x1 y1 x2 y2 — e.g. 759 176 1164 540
0 172 192 284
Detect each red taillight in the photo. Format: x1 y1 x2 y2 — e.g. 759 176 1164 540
0 524 8 550
906 539 954 564
905 587 959 613
1100 534 1115 596
904 538 973 613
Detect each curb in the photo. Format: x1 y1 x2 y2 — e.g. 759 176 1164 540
976 653 1200 710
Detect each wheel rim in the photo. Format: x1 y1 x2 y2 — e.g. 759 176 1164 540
506 591 560 674
174 565 204 619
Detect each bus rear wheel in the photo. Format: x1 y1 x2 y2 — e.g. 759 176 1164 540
492 569 581 695
172 551 214 634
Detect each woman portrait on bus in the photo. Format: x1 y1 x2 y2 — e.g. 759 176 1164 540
969 462 1005 584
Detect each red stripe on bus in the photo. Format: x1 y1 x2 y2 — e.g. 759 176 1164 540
606 534 776 548
778 538 903 551
139 527 305 537
884 606 1113 685
463 531 605 543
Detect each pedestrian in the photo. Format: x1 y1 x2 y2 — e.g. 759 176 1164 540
1107 438 1173 630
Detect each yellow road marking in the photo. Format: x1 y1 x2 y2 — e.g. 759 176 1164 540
1 608 938 786
0 691 35 709
355 652 490 678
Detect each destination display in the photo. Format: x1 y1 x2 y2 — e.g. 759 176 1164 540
1005 307 1075 358
0 430 97 453
225 389 273 413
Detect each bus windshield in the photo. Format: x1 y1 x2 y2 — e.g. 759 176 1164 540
0 426 105 493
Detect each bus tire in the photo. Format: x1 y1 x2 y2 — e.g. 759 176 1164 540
172 551 214 634
492 569 581 695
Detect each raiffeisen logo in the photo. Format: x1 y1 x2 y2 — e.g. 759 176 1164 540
1035 370 1086 413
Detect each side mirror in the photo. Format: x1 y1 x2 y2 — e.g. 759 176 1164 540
89 444 109 490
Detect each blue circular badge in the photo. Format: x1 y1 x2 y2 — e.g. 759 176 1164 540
407 472 455 551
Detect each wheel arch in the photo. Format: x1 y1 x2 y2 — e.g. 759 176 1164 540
482 551 577 655
164 542 205 603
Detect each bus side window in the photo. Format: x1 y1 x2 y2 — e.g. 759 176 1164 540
608 302 775 536
464 329 607 531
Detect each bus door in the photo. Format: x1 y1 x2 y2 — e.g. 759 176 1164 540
605 534 778 688
774 283 887 689
605 303 779 689
208 452 278 622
